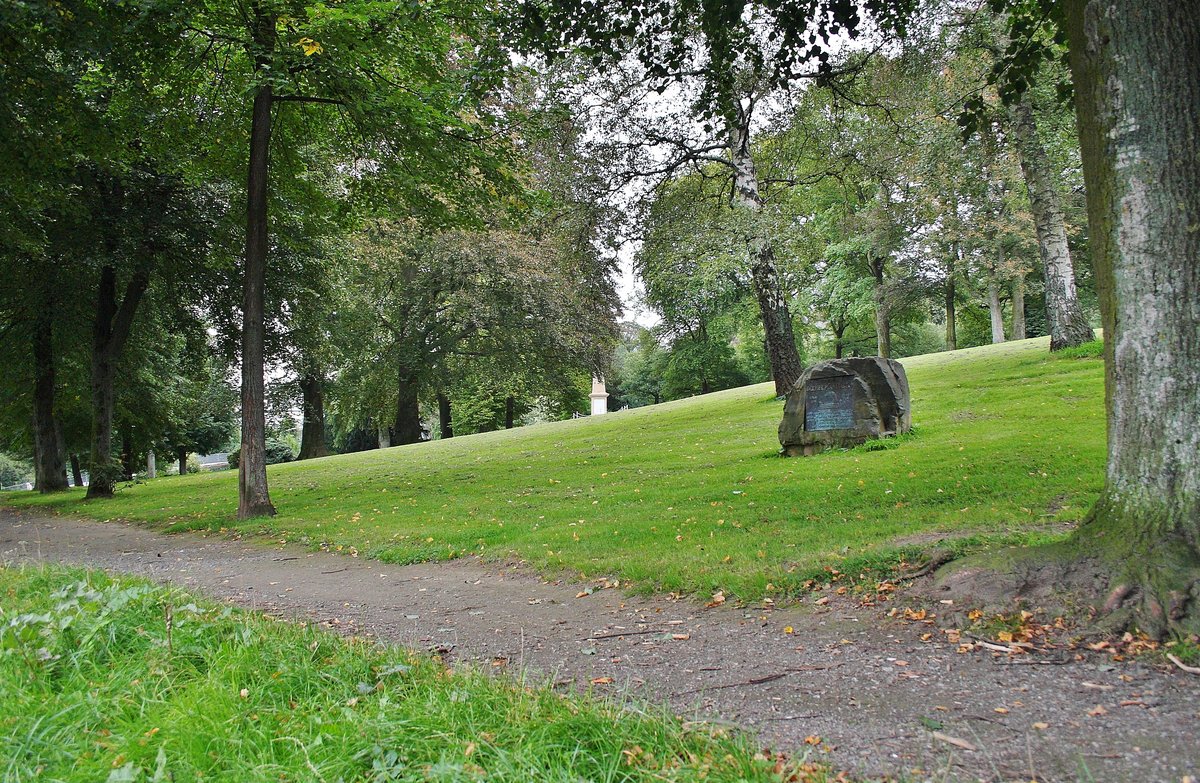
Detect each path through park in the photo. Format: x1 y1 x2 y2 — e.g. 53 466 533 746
2 509 1197 783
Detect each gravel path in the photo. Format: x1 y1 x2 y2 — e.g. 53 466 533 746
2 508 1197 782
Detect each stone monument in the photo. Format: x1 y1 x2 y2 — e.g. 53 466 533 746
590 376 609 416
778 357 911 456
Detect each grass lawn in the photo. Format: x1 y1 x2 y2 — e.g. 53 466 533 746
0 565 793 782
5 337 1106 600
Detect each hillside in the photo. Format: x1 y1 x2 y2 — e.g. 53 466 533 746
8 338 1106 599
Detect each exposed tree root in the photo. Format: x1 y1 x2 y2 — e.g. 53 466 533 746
923 531 1200 640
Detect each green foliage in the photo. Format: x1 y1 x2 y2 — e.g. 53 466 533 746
0 455 32 488
12 339 1103 601
0 565 780 782
264 438 296 466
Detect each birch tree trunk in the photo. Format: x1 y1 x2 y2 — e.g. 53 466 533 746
730 119 804 396
1009 95 1096 350
1065 0 1200 635
1011 272 1027 340
944 247 957 351
987 276 1006 344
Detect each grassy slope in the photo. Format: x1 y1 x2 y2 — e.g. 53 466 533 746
0 565 784 782
6 338 1106 599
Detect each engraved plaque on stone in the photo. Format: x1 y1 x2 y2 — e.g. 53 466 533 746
804 376 856 431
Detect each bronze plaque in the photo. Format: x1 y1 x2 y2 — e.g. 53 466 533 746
804 376 856 431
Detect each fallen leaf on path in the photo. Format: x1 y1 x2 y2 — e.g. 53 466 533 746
706 591 726 608
804 735 821 746
1088 705 1108 717
815 596 830 606
931 732 977 752
591 677 614 685
1032 722 1049 730
672 633 690 641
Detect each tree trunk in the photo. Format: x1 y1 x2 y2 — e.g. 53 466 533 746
987 277 1007 344
871 258 890 358
297 372 330 459
120 433 135 481
31 293 68 493
237 76 277 519
833 323 846 359
177 445 188 475
944 248 957 351
1009 94 1096 351
87 264 149 499
730 118 804 396
438 392 454 438
1011 272 1027 340
504 396 515 430
69 454 83 488
1064 0 1200 635
392 375 422 445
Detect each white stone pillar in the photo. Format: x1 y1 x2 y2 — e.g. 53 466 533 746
590 377 609 416
146 450 157 479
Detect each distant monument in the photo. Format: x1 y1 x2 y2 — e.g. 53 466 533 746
779 358 911 456
590 377 609 416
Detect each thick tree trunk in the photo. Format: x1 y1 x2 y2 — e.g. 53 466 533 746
438 392 454 439
1010 95 1096 351
730 120 804 396
987 277 1006 344
69 454 83 488
504 396 515 430
392 375 423 445
297 372 330 459
177 445 188 475
31 296 68 493
1011 272 1027 340
1064 0 1200 635
944 252 957 351
87 264 149 499
237 78 277 519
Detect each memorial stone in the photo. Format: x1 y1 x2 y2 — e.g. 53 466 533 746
779 357 911 456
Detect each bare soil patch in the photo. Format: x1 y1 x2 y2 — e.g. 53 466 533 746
3 508 1197 782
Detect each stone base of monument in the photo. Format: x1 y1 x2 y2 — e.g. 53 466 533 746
778 357 912 456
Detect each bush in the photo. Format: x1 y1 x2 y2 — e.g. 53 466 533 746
185 454 202 474
226 448 240 469
265 437 295 465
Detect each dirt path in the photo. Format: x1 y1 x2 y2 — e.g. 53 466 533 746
2 509 1197 782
